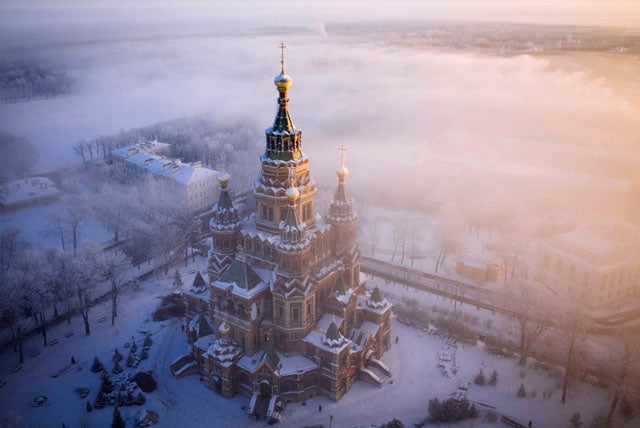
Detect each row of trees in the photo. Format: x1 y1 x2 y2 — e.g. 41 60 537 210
0 65 74 104
0 229 131 364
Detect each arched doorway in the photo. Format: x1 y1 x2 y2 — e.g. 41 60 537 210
259 380 272 398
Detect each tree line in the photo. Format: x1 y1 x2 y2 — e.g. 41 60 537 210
0 64 74 104
72 114 262 194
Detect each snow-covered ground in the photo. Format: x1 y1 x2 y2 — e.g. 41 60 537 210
0 255 612 428
0 200 112 250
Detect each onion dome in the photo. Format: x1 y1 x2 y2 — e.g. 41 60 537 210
217 165 230 186
336 165 349 179
274 42 292 92
218 320 230 336
285 185 299 202
274 72 292 92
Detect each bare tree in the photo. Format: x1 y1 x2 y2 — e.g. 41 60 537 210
0 227 28 272
73 140 87 163
559 308 588 404
167 208 202 266
62 203 85 257
14 251 55 347
42 212 67 251
434 230 462 273
42 247 70 321
0 265 29 362
606 330 640 423
391 221 408 263
69 244 101 335
501 279 554 366
98 249 132 325
365 221 379 257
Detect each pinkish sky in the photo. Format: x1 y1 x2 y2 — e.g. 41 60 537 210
0 1 639 28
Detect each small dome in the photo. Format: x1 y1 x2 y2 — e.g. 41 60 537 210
336 165 349 179
285 185 299 202
217 170 230 186
274 72 292 91
218 320 230 335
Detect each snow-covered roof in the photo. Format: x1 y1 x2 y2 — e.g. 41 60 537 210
547 224 640 267
0 176 60 204
112 144 217 185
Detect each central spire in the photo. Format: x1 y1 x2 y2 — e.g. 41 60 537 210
266 43 302 160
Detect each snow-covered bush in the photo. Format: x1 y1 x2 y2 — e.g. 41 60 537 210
474 369 486 385
428 397 478 422
517 383 527 397
488 370 498 386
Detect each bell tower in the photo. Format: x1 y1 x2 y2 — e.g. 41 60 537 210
254 43 317 234
208 166 242 282
327 146 362 292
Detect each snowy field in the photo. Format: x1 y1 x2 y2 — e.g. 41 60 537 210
0 200 112 250
0 254 613 428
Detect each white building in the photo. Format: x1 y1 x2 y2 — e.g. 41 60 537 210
536 224 640 309
111 141 219 213
0 176 61 212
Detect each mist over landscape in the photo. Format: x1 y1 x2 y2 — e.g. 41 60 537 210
1 2 640 428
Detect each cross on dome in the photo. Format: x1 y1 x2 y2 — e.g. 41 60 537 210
279 42 286 73
339 145 346 167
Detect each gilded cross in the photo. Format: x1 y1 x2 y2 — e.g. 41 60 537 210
279 42 286 72
339 145 346 167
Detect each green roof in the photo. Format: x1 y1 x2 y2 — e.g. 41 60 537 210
192 271 206 290
219 256 262 291
261 339 281 372
335 271 348 295
325 320 342 341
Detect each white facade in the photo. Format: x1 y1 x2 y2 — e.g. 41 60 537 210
111 141 218 213
536 224 640 308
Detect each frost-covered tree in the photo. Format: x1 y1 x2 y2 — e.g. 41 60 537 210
606 329 640 424
70 243 102 335
98 249 131 325
559 308 588 404
42 212 68 251
0 266 28 362
62 202 85 257
501 278 554 366
0 227 28 272
18 251 54 346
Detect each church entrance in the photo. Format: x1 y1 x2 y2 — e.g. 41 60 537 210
259 380 272 398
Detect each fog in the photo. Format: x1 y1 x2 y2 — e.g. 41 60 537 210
2 14 639 226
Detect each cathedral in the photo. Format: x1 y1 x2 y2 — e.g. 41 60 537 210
180 45 392 419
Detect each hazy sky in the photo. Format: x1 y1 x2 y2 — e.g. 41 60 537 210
1 0 639 28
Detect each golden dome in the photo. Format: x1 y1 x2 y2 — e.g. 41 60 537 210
219 320 230 335
217 165 230 185
285 185 299 202
336 165 349 179
274 72 292 91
